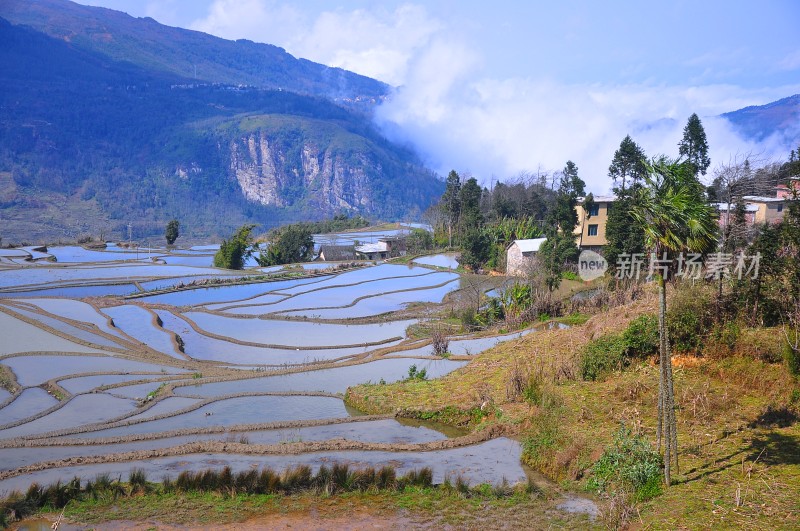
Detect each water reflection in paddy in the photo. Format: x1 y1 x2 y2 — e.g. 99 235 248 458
156 311 383 364
0 312 107 356
0 437 525 492
45 246 145 263
262 272 458 314
0 387 58 426
281 280 459 319
17 299 127 340
108 381 176 400
184 312 414 348
0 264 235 289
2 419 455 472
0 393 136 439
137 275 247 292
123 396 201 422
8 307 125 350
58 374 161 395
102 305 183 358
138 279 317 306
5 355 184 388
413 253 460 269
275 264 429 296
0 284 138 299
175 358 466 397
82 395 350 438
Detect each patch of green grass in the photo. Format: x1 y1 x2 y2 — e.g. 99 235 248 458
557 312 590 326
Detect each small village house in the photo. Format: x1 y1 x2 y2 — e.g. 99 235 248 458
506 237 547 277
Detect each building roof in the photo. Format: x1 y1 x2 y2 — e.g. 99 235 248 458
712 202 759 213
577 195 616 203
511 238 547 253
318 245 355 261
355 241 388 254
742 196 787 203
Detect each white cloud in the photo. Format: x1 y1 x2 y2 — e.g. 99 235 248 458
296 5 441 86
190 0 305 49
376 31 800 194
189 1 799 194
190 2 440 86
778 50 800 71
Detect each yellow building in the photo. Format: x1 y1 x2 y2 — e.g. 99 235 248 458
574 195 615 250
742 196 787 225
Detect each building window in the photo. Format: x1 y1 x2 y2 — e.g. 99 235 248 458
588 204 599 216
777 204 783 212
588 224 598 236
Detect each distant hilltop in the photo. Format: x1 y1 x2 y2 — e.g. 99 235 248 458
0 0 442 243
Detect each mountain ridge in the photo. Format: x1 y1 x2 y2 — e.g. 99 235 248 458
0 0 389 105
720 94 800 142
0 9 441 243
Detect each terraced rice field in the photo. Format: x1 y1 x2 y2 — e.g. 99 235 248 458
0 240 530 492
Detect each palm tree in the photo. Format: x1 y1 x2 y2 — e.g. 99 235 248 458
630 156 718 486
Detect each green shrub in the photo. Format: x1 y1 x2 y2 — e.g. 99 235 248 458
580 333 628 381
622 314 659 358
587 426 662 502
460 307 479 331
403 365 427 382
785 331 800 376
665 284 714 353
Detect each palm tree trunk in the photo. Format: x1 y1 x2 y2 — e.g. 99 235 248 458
657 273 678 486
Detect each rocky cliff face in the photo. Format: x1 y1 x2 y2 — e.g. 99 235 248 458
229 130 373 213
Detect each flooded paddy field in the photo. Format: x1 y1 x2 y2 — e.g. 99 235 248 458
0 244 538 491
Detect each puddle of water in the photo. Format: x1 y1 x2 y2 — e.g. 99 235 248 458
4 355 183 388
81 395 350 438
175 358 466 397
7 517 83 531
558 495 600 519
0 312 108 356
388 331 531 358
0 387 58 426
184 312 414 349
413 253 460 269
0 437 525 492
571 288 602 301
0 393 136 439
157 310 383 364
101 306 183 358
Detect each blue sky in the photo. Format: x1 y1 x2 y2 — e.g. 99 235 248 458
77 0 800 191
